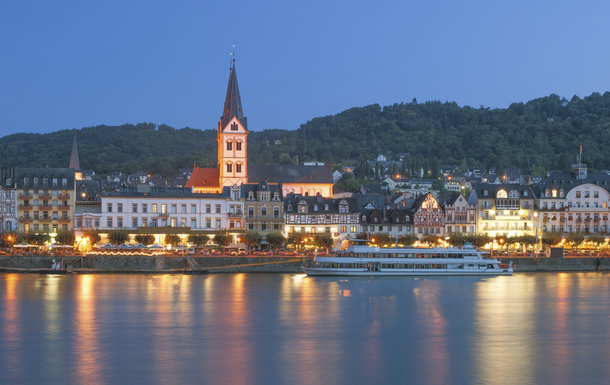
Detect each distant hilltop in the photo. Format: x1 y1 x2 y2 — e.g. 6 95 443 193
0 92 609 177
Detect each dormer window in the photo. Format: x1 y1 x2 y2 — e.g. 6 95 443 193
33 177 39 186
248 192 254 200
483 190 488 196
545 189 550 198
24 177 29 185
314 205 318 211
324 204 329 211
362 215 366 221
559 189 564 198
231 122 238 131
287 204 292 211
43 178 48 186
523 190 528 196
273 193 279 201
552 190 557 198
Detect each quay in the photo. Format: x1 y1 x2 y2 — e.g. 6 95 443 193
1 254 610 273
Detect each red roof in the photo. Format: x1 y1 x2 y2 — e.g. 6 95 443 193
185 167 220 188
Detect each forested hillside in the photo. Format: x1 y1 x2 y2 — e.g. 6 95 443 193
1 92 609 177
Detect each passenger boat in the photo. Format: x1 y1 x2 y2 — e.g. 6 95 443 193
302 244 513 276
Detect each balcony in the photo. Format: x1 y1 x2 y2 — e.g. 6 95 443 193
228 211 243 218
58 205 71 211
58 194 70 200
19 217 33 223
18 204 33 210
19 194 32 199
38 194 53 200
38 205 53 211
159 213 169 218
39 218 52 223
58 218 70 223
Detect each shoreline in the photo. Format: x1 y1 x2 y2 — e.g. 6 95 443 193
1 256 609 274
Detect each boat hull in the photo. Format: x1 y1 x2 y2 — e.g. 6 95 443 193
302 267 513 276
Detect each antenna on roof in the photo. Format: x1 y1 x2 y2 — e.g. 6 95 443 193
229 51 232 70
233 45 235 63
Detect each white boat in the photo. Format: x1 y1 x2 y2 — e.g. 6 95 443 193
302 244 513 276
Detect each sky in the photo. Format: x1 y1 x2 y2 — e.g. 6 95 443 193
1 0 609 137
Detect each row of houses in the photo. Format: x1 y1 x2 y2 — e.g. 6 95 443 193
2 161 608 250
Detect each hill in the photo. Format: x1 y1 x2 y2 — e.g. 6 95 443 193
1 92 609 177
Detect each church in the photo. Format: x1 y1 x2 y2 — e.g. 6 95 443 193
186 59 334 197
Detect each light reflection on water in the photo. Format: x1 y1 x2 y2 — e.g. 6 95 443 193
2 273 610 385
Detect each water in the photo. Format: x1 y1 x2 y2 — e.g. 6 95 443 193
1 273 610 385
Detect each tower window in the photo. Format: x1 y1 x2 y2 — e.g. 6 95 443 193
236 141 242 151
226 141 232 151
227 163 232 173
231 123 238 131
236 163 242 173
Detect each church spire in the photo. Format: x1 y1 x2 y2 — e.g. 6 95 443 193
69 135 80 170
220 60 248 131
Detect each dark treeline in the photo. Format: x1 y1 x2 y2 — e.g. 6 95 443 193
1 92 610 178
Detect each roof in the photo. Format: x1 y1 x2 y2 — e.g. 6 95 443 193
284 194 358 214
102 186 226 199
69 136 80 170
185 167 220 188
445 192 462 206
535 171 610 197
76 180 102 201
241 181 282 197
471 183 535 198
15 167 76 189
247 164 333 184
220 62 248 130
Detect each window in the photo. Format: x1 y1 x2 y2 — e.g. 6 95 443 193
594 191 599 198
261 193 267 201
132 204 137 213
117 218 123 227
161 204 167 214
181 205 187 214
117 204 122 213
52 212 58 220
215 205 221 214
151 219 157 227
231 122 238 131
107 217 112 228
227 163 232 173
43 178 48 186
314 205 318 211
350 226 357 233
261 222 267 231
585 191 590 198
236 141 242 151
62 178 67 186
191 204 196 214
236 163 242 173
248 223 254 230
170 218 177 227
552 190 557 198
152 204 157 213
273 207 280 218
142 204 147 213
141 218 147 227
576 191 581 198
206 204 211 213
274 223 280 230
76 218 82 228
133 218 138 228
340 226 347 233
33 177 39 185
95 219 100 228
191 218 196 228
226 141 232 151
261 207 267 216
215 219 221 228
206 218 211 228
52 178 58 186
84 219 92 227
107 203 112 212
171 204 177 214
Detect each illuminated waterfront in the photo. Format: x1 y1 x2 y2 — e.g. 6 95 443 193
1 273 610 385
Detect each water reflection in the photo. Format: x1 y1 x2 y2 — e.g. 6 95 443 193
73 275 105 384
1 274 22 380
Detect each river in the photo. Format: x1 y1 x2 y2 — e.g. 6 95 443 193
1 272 609 385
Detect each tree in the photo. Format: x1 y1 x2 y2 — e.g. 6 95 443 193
399 234 418 246
468 234 493 249
26 230 50 246
565 232 584 247
542 231 563 247
213 234 233 254
446 232 466 247
244 231 262 254
420 234 441 247
370 233 392 246
81 228 102 245
164 234 181 246
286 232 307 251
187 234 210 248
108 230 129 245
313 233 333 252
135 234 156 245
55 230 75 246
265 231 286 251
1 232 18 248
588 234 606 247
516 235 537 250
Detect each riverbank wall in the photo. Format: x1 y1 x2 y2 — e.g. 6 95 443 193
0 255 608 273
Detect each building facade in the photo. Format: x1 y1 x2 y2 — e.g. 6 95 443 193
411 193 445 238
15 168 76 233
243 181 284 236
444 192 476 234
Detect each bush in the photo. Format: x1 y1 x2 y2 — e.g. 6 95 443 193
55 230 75 246
135 234 155 245
108 230 129 245
81 228 102 245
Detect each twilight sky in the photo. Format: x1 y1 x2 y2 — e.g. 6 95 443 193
1 0 609 137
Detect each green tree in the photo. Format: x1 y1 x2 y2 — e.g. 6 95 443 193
265 231 286 251
468 234 493 249
420 234 441 247
244 231 262 254
313 233 333 252
398 234 418 246
81 228 102 245
542 231 563 246
135 234 156 245
55 230 75 246
108 230 129 245
588 234 606 247
213 234 233 254
164 234 181 246
565 232 584 247
1 232 18 248
187 234 210 248
286 232 307 251
446 232 466 247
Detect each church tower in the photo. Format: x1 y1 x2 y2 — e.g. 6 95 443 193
218 59 248 187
